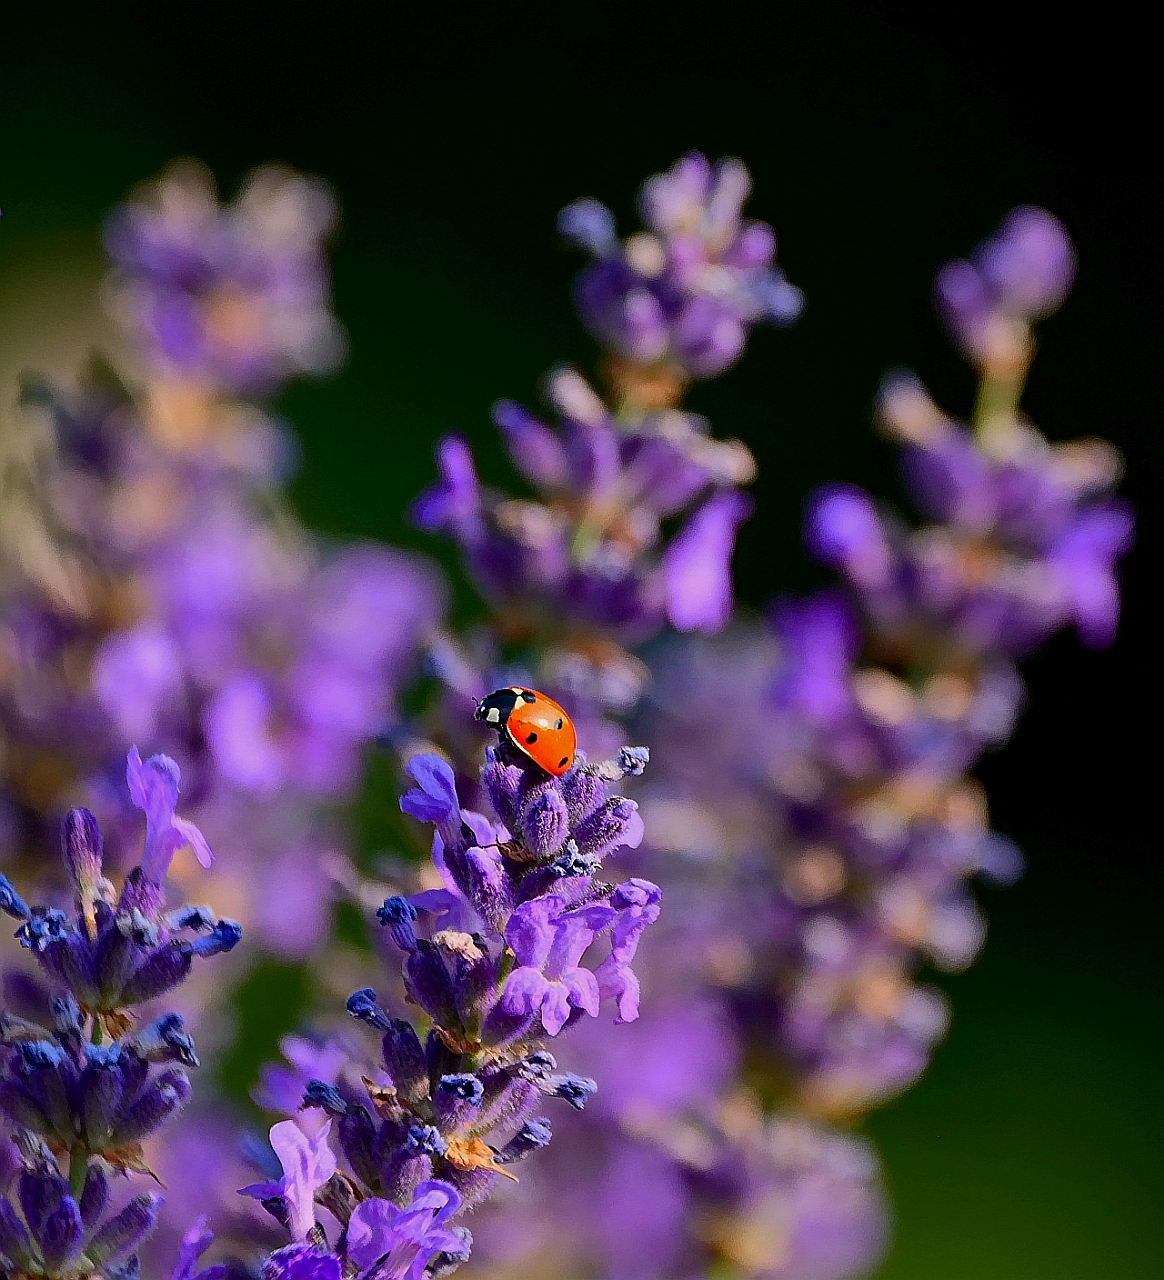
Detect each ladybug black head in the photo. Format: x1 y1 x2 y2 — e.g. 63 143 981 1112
474 687 535 729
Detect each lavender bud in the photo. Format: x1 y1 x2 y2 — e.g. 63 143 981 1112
0 875 30 921
380 1124 444 1205
376 896 418 952
109 1068 191 1145
126 1013 199 1067
560 769 606 826
480 750 523 827
0 1198 34 1268
15 908 69 952
494 1118 553 1163
346 988 393 1031
79 1162 109 1227
543 1072 598 1110
549 843 601 878
379 1020 429 1109
572 796 640 859
519 788 569 859
13 1041 72 1135
402 1122 446 1158
50 995 83 1037
165 905 215 932
517 1050 557 1080
120 910 159 948
301 1080 347 1116
403 943 457 1026
0 1079 49 1131
586 746 650 781
62 807 103 900
185 918 242 958
39 1195 84 1274
18 1167 64 1237
85 1194 163 1267
435 1073 484 1130
315 1172 359 1228
92 925 141 1006
117 942 192 1006
337 1106 380 1192
80 1044 127 1147
615 746 649 776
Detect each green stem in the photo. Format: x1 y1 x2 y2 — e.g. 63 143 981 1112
68 1146 89 1199
971 357 1029 439
90 1016 103 1046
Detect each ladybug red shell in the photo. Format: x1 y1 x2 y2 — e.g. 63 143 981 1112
475 687 577 777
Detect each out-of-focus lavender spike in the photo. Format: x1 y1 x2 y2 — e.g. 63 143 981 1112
105 160 344 397
564 152 803 387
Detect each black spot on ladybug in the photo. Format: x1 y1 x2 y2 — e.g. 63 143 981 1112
559 757 569 768
519 691 536 703
525 731 538 744
554 718 563 729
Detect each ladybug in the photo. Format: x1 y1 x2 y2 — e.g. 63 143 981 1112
475 687 577 777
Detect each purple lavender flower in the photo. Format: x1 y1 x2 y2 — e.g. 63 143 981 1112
502 896 614 1035
0 753 239 1279
805 375 1133 664
415 367 754 687
936 206 1075 368
239 1120 337 1241
562 153 803 384
243 737 659 1277
105 160 344 396
127 747 214 883
344 1181 466 1279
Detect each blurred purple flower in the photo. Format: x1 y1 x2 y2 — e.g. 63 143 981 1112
562 153 803 380
105 161 344 395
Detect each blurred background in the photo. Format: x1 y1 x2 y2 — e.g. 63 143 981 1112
1 3 1158 1277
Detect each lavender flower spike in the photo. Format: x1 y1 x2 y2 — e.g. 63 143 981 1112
563 152 804 385
0 753 240 1280
249 726 660 1278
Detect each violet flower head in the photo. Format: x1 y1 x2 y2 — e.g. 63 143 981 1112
935 206 1075 368
105 159 344 395
562 152 804 381
804 376 1133 663
0 754 239 1280
415 368 754 672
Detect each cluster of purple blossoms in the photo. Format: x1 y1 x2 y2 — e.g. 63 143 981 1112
105 160 345 397
240 739 658 1279
0 750 239 1280
0 164 442 957
414 157 783 732
522 204 1129 1277
810 372 1130 662
1 162 442 1268
561 152 803 388
0 144 1131 1280
415 366 753 676
408 176 1130 1278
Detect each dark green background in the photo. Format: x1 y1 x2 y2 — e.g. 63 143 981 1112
2 4 1159 1276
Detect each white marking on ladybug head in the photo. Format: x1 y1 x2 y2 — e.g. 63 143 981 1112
486 708 501 724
